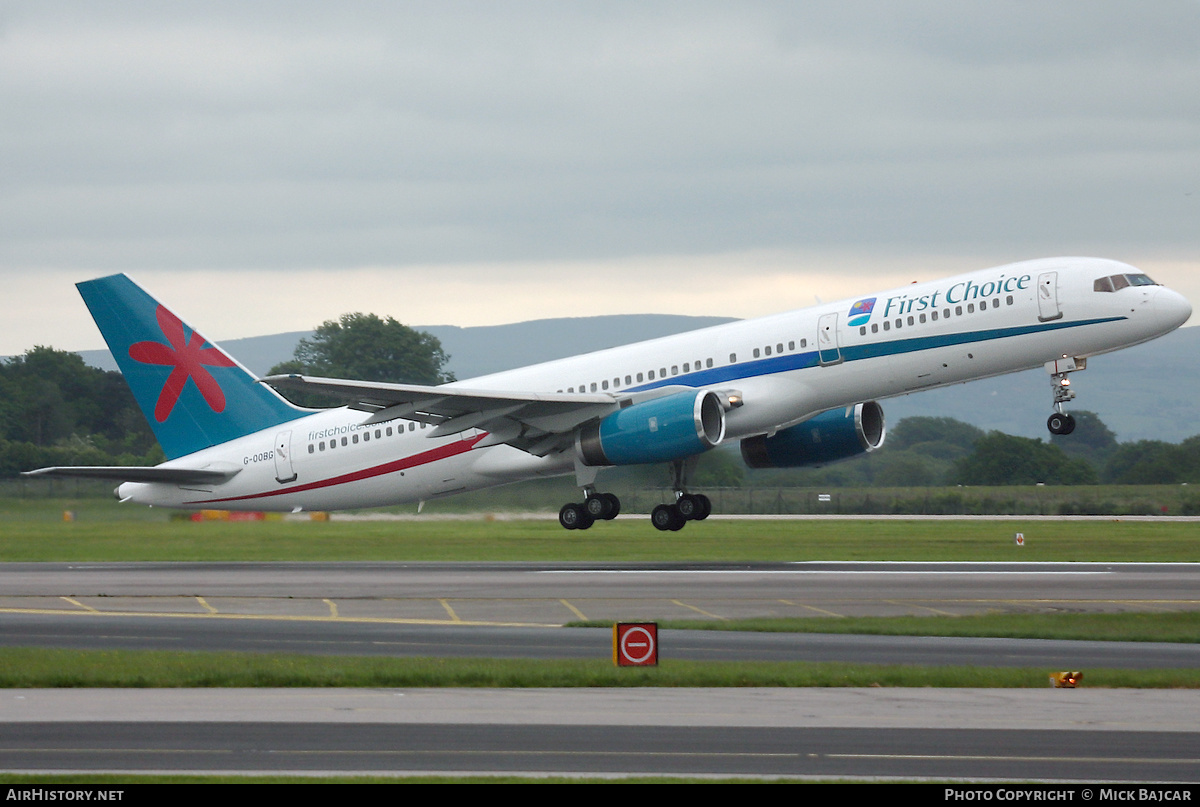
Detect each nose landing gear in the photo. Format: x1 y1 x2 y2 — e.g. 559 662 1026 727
1046 357 1085 436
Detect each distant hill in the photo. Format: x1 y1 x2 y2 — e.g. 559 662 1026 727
69 318 1200 444
74 316 737 380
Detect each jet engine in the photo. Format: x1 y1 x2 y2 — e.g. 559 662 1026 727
740 401 885 468
576 390 726 466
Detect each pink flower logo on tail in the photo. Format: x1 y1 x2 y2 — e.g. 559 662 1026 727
128 306 237 422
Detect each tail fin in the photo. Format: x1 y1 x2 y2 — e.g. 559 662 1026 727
77 274 305 459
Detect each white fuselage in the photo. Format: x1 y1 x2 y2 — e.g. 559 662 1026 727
119 257 1192 510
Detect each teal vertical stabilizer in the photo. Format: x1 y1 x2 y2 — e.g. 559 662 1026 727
77 274 306 459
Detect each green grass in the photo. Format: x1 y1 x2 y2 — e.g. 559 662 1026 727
573 611 1200 643
0 647 1194 689
1 504 1199 562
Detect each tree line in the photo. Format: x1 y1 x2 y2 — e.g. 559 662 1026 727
729 412 1200 488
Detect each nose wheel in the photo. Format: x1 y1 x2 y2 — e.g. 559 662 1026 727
1047 412 1076 435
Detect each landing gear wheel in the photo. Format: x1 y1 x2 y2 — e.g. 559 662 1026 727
584 493 621 520
559 502 594 530
693 493 712 521
1047 413 1076 436
584 494 609 519
651 504 684 532
676 493 700 520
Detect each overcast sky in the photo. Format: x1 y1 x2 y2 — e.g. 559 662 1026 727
2 1 1198 354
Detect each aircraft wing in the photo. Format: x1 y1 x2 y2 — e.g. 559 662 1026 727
262 374 673 456
22 464 242 485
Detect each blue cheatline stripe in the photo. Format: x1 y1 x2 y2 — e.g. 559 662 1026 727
625 316 1126 394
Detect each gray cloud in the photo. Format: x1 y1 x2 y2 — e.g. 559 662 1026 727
1 2 1198 349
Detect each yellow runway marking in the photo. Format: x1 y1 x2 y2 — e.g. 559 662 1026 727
323 599 338 618
671 600 726 619
196 597 218 614
60 597 97 613
438 599 461 622
559 599 588 621
0 606 558 629
778 599 844 617
886 599 957 616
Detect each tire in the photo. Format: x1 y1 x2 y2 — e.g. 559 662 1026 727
584 495 609 519
694 493 712 521
651 504 682 532
559 502 592 530
676 494 698 520
602 493 621 520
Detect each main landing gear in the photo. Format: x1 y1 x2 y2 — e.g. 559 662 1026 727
557 458 713 531
558 490 620 530
649 458 712 532
650 492 712 531
1045 357 1085 436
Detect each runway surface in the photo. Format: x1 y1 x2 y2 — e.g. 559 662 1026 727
2 560 1197 780
3 688 1198 780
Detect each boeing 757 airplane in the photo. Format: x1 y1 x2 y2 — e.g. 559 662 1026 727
25 257 1192 530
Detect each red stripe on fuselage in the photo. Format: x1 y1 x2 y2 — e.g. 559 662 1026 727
185 433 487 505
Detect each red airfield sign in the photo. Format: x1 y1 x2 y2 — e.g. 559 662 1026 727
614 622 658 666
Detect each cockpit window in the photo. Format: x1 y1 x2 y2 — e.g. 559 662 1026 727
1094 273 1157 292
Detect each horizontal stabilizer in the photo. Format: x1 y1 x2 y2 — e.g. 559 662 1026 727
22 464 242 485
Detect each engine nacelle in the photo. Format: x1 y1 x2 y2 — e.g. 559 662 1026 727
740 401 885 469
576 390 726 467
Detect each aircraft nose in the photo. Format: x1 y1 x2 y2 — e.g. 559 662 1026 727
1154 287 1193 330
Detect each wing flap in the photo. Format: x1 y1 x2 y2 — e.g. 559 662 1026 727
262 374 622 452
